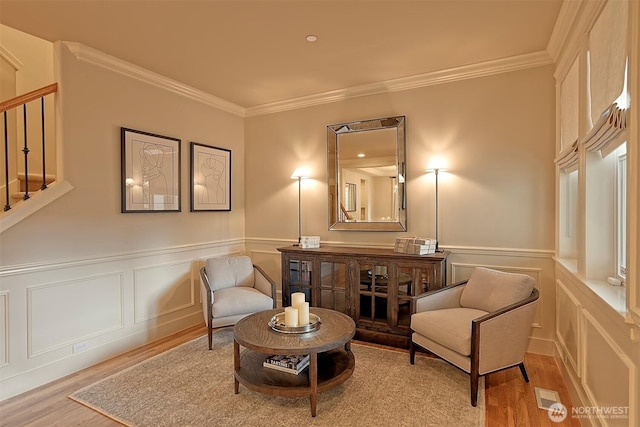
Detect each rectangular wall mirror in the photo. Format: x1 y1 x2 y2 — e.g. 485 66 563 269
327 116 406 231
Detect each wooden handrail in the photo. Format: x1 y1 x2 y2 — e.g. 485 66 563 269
0 83 58 114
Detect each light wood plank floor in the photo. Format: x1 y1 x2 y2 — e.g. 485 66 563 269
0 324 580 426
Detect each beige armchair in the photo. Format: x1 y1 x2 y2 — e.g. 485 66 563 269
200 255 276 349
409 267 539 406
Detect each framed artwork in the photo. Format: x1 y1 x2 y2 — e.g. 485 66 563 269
190 142 231 211
121 127 181 213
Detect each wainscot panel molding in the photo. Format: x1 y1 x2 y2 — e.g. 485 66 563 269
582 310 636 427
555 279 582 378
0 240 243 401
133 261 194 324
244 238 557 356
0 291 7 367
0 238 245 276
555 265 639 427
27 273 124 357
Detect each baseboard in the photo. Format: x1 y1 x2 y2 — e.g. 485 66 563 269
527 336 556 356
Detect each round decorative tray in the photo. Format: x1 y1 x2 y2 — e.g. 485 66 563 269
268 312 321 334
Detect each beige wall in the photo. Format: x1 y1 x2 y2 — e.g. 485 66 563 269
0 42 246 399
245 66 555 248
244 65 558 356
0 38 559 401
0 43 246 265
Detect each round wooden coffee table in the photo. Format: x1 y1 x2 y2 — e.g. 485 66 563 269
233 308 356 417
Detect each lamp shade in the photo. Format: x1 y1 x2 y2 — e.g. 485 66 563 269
291 167 310 179
425 167 447 173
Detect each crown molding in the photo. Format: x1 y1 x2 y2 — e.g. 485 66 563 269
62 42 553 119
551 0 608 81
63 42 245 117
547 0 583 63
245 51 553 117
0 44 23 71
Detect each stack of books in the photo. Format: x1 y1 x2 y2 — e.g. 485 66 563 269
394 237 437 255
300 236 320 249
263 354 310 375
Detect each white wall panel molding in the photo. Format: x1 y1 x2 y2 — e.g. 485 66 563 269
244 238 555 260
0 291 8 367
0 241 241 401
133 260 195 324
629 0 640 337
63 42 245 117
445 245 554 259
582 310 636 427
27 272 124 357
0 238 244 276
556 279 582 378
556 266 631 339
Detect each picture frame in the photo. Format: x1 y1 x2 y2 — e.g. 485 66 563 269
121 127 181 213
190 142 231 211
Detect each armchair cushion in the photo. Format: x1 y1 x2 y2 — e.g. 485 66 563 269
211 287 273 318
206 256 255 291
459 267 534 313
411 307 488 356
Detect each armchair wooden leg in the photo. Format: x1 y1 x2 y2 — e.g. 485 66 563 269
518 362 530 382
470 371 479 407
409 339 415 365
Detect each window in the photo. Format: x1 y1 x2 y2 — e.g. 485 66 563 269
615 144 627 280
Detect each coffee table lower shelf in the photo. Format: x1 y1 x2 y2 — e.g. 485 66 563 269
234 348 355 412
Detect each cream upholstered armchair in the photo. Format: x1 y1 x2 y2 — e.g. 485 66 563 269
200 255 276 350
409 267 539 406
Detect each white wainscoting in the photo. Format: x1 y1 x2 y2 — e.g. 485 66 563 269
133 261 194 324
582 311 636 427
0 291 8 367
0 240 243 401
555 279 582 378
555 265 638 427
245 239 557 355
27 272 124 357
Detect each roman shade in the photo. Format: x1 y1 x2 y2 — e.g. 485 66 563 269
582 0 629 156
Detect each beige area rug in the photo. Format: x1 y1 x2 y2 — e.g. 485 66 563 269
69 328 484 427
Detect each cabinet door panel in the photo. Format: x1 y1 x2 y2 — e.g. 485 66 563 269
318 261 348 313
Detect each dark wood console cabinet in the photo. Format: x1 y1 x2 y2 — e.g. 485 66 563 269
278 246 449 348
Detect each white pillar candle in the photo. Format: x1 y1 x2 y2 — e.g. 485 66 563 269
291 292 306 306
296 302 310 326
284 307 299 327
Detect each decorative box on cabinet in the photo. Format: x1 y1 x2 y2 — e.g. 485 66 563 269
278 246 449 348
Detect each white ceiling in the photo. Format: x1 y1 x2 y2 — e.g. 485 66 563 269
0 0 563 110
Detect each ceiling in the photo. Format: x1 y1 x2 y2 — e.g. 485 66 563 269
0 0 563 110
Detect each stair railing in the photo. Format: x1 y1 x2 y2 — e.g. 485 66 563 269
0 83 57 211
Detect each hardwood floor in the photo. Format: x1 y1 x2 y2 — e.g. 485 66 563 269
0 324 580 426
